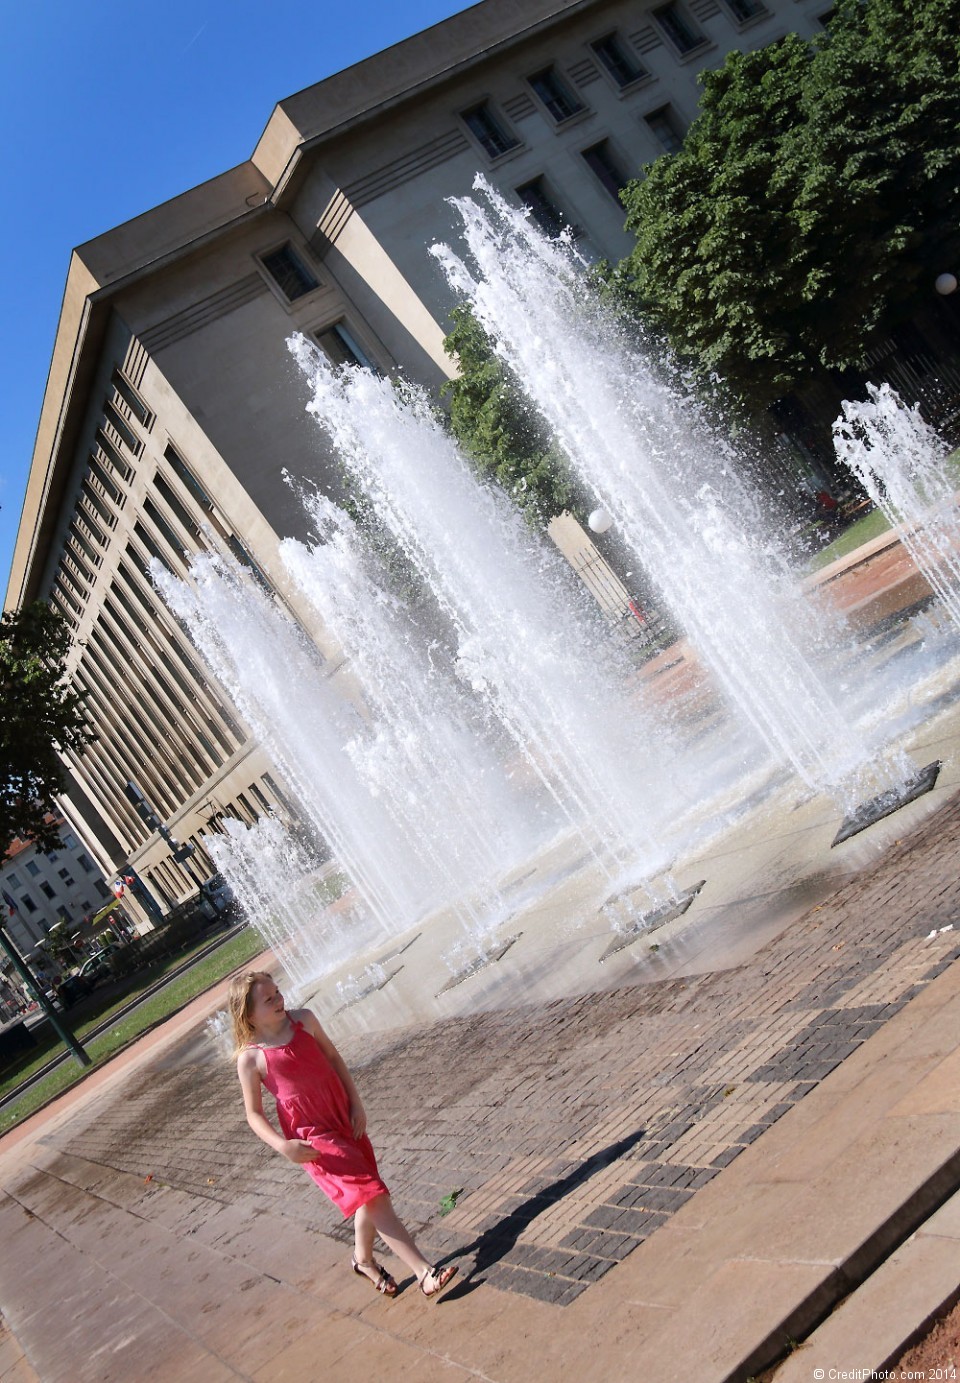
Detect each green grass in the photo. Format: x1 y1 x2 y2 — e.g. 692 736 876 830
0 929 264 1133
806 507 893 570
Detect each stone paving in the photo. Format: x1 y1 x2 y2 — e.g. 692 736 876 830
32 787 960 1313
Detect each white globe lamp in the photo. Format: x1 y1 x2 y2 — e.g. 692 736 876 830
935 272 957 296
588 506 613 534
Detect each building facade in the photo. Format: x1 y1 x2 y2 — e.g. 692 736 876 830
1 827 114 959
6 0 831 920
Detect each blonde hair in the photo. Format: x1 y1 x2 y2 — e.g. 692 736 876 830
228 970 273 1054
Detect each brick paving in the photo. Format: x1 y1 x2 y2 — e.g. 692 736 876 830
38 790 960 1311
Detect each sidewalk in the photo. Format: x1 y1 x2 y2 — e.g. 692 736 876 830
1 778 959 1381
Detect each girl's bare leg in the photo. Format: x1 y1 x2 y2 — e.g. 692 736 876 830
355 1194 442 1287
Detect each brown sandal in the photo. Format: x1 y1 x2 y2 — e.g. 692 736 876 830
352 1256 398 1296
420 1263 458 1299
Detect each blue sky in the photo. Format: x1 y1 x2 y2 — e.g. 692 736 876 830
0 0 475 600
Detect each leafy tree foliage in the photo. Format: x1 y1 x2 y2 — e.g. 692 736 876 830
442 305 582 525
614 0 960 410
1 603 92 858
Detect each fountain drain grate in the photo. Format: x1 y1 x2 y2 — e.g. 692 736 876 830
599 880 706 964
333 963 404 1014
436 934 522 996
832 760 941 847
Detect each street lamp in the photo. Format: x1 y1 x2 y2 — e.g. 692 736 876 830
935 272 957 296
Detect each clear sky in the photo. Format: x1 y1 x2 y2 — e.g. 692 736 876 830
0 0 476 601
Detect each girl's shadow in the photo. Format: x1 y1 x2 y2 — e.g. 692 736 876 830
436 1127 646 1300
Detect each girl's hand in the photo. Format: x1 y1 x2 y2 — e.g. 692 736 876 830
350 1100 367 1139
282 1139 320 1164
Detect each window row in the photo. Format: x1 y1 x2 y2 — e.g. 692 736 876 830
461 2 765 159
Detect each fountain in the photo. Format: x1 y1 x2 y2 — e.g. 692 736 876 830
432 179 917 820
161 190 959 1013
288 335 700 929
834 382 960 629
279 490 539 917
205 814 368 992
154 553 446 944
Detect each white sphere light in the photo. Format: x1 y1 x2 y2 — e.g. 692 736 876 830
588 506 613 534
935 272 958 296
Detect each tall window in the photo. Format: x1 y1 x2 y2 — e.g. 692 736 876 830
653 3 705 54
591 34 645 89
20 896 37 914
528 67 584 122
722 0 767 18
316 322 379 373
516 179 567 237
581 141 629 201
461 102 519 158
645 105 686 153
260 244 319 301
24 861 40 877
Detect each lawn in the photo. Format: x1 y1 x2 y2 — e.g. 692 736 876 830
806 507 893 570
0 928 264 1133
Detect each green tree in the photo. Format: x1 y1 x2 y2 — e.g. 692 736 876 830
615 0 960 410
1 603 93 858
442 305 581 525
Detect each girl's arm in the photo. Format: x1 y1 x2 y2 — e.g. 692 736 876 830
236 1048 319 1163
297 1009 367 1138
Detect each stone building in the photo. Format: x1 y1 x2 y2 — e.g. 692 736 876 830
6 0 830 921
1 827 114 960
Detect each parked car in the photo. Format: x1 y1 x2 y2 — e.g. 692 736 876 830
77 943 121 986
55 971 94 1007
199 874 235 922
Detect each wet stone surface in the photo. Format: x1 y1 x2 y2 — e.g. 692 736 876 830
42 794 960 1305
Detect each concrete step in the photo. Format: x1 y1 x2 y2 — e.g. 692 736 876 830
771 1187 960 1381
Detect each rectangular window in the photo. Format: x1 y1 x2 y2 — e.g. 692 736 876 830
5 872 21 888
78 854 94 873
40 882 55 900
582 141 629 201
528 67 585 123
645 105 686 153
68 524 103 569
58 868 75 885
111 371 153 428
63 832 78 849
461 102 519 159
316 322 379 373
163 445 218 518
591 34 646 88
153 473 204 543
516 179 568 237
260 244 319 301
722 0 767 18
24 861 40 877
56 905 70 923
103 400 142 456
653 3 705 54
227 536 271 592
95 879 111 897
21 896 37 914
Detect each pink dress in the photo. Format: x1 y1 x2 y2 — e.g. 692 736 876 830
254 1019 389 1217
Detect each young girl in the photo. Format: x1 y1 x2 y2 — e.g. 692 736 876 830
230 970 457 1300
